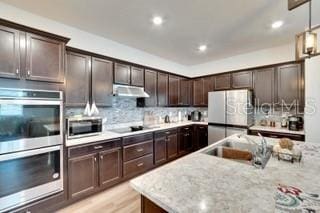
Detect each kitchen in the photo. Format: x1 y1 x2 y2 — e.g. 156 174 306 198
0 0 319 212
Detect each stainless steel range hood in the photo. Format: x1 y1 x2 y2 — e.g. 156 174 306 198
113 84 149 98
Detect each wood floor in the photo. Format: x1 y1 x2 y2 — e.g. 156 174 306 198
57 182 141 213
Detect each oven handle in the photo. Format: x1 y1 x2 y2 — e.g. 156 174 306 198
0 145 61 162
0 99 61 105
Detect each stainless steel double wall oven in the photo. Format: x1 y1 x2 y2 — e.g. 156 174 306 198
0 88 64 212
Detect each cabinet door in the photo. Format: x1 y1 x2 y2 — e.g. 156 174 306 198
26 33 65 83
131 66 144 87
203 77 214 105
179 79 191 106
154 137 167 165
167 134 178 160
144 69 157 107
92 57 113 106
277 64 303 106
178 128 193 156
196 126 208 150
232 71 252 89
99 148 122 188
193 78 204 106
65 51 90 107
114 63 130 85
168 75 179 106
0 26 20 79
214 73 231 90
68 153 97 199
253 68 275 106
157 72 168 106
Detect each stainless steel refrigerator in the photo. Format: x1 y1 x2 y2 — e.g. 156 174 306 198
208 89 254 145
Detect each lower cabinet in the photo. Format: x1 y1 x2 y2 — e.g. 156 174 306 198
154 129 178 165
194 125 208 150
67 139 122 200
178 126 194 156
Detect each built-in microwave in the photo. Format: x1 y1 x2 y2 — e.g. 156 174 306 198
67 117 103 139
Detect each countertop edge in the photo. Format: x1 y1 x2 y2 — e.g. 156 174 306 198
249 125 305 135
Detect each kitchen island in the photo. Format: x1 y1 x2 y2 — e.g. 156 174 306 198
130 135 320 213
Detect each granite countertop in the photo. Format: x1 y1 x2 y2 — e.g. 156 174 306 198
65 121 208 147
249 125 305 135
130 135 320 213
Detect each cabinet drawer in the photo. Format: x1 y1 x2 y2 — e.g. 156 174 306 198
68 138 122 158
248 130 305 142
123 140 153 162
155 128 177 138
122 133 153 146
123 154 154 178
178 125 193 134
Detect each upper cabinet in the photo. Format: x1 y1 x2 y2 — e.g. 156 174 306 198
214 73 231 90
179 78 191 106
168 75 180 106
26 33 65 83
157 72 168 107
0 20 69 83
65 49 113 107
193 77 214 106
253 68 275 105
65 51 91 107
131 66 144 87
114 62 144 87
0 26 20 79
91 57 113 106
276 64 304 107
231 71 252 89
144 69 157 107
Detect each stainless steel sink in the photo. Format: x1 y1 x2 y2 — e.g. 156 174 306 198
203 140 272 168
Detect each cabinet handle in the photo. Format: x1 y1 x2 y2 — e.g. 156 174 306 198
27 70 31 76
136 148 144 152
16 69 19 75
137 163 144 167
94 157 97 162
100 155 103 160
94 145 103 150
165 131 170 134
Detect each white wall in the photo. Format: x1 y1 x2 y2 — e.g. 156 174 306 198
189 43 295 77
0 2 188 76
305 56 320 143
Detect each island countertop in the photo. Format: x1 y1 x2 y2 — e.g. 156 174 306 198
130 135 320 213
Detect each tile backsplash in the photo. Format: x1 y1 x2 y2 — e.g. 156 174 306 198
66 97 207 129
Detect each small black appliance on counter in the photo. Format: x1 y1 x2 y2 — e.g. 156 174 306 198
191 110 202 122
288 116 304 131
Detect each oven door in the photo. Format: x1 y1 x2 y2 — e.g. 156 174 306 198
0 145 63 212
0 99 63 154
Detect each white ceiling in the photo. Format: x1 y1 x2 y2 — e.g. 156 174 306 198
1 0 319 65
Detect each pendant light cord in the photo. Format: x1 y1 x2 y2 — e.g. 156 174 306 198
309 0 312 30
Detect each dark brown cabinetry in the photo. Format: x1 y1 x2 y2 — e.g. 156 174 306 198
0 26 20 79
157 72 168 106
194 125 208 150
67 139 122 200
65 51 90 107
232 71 252 89
193 77 214 106
114 62 144 87
214 73 231 90
179 78 191 106
91 57 113 106
0 22 69 83
131 66 144 87
122 133 154 178
253 68 275 106
66 49 113 107
154 129 178 165
26 33 65 83
276 64 304 107
168 75 180 106
178 126 194 156
144 69 157 107
114 63 131 85
248 130 305 141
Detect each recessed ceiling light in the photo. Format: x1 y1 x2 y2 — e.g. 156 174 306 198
272 21 283 29
152 16 163 26
198 45 207 52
